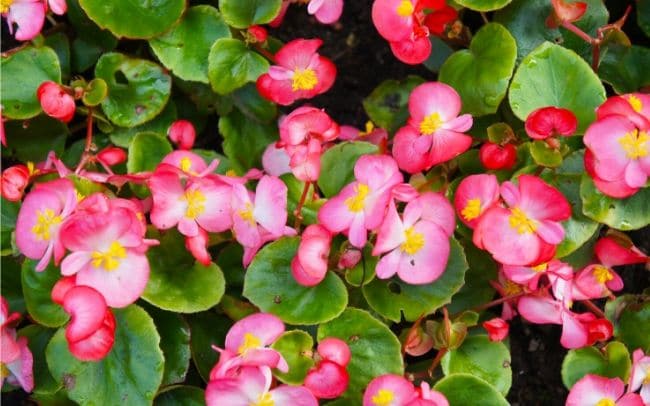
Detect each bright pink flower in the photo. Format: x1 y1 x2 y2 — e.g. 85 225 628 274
525 106 578 140
546 0 587 29
257 39 336 106
596 94 650 130
305 361 349 399
502 260 572 291
37 81 75 123
185 228 212 266
1 0 45 41
59 200 154 308
340 121 389 146
206 366 318 406
308 0 343 24
317 337 351 367
392 82 473 173
479 142 517 170
97 147 127 167
586 318 613 346
46 0 66 15
584 149 639 198
595 236 648 267
415 382 449 406
159 150 220 179
1 164 30 201
279 106 339 147
572 264 623 300
287 138 323 182
61 286 115 361
16 178 77 271
629 349 650 404
473 175 571 266
0 297 34 392
262 143 292 177
168 120 196 150
584 115 650 190
291 224 332 287
363 374 418 406
318 154 404 248
483 318 509 342
566 374 644 406
372 193 453 285
210 313 288 378
247 25 268 43
454 174 500 229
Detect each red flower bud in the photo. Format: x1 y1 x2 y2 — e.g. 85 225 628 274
168 120 196 150
37 81 76 123
248 25 268 43
479 142 517 170
546 0 587 28
97 147 127 166
586 318 613 346
483 318 509 342
525 106 578 140
1 165 30 201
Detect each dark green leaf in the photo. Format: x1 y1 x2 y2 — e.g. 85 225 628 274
362 76 425 134
218 0 282 28
208 38 269 95
22 259 69 328
271 330 315 384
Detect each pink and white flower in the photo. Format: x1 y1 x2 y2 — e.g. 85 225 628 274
37 81 76 123
291 224 333 287
629 349 650 403
1 0 45 41
0 297 33 392
304 338 350 399
565 374 643 406
307 0 343 24
363 374 449 406
454 174 500 228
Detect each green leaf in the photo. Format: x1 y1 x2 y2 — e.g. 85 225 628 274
109 102 177 148
44 33 71 80
95 53 172 127
271 330 315 384
423 37 455 73
186 312 231 382
616 300 650 353
82 78 108 106
18 325 60 395
439 23 517 117
580 174 650 231
79 0 185 39
67 0 118 49
231 83 278 123
318 142 379 198
127 132 172 173
46 305 164 405
434 374 509 406
345 245 378 287
219 108 277 174
509 42 606 134
1 46 61 120
529 140 563 167
362 238 468 322
3 116 68 163
282 174 324 226
639 0 650 37
150 6 231 83
145 306 191 386
243 237 348 325
455 0 512 11
599 45 650 94
561 341 631 389
441 335 512 395
362 76 425 134
446 241 498 314
1 198 19 256
208 38 269 95
22 259 69 328
155 386 205 406
317 308 404 403
218 0 282 28
1 258 24 313
143 230 225 313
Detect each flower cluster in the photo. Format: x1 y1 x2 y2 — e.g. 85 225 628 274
1 0 66 41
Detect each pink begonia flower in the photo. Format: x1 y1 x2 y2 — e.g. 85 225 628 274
363 374 449 406
96 147 127 167
317 337 351 367
584 149 639 198
288 138 323 182
565 374 644 406
304 346 349 399
206 366 318 406
318 154 404 248
0 297 33 392
525 106 578 140
168 120 196 150
279 106 339 147
393 82 473 173
502 260 572 291
546 0 587 28
46 0 66 15
257 39 336 106
158 150 220 179
1 0 45 41
1 164 30 202
291 224 333 286
210 313 288 378
59 198 156 308
483 318 509 342
454 174 500 228
185 228 212 266
596 93 650 130
629 349 650 403
262 143 291 177
308 0 343 24
473 175 571 266
247 25 267 43
491 271 527 320
584 115 650 190
37 81 76 123
595 236 648 267
60 285 115 361
372 193 454 285
340 121 389 146
15 178 77 271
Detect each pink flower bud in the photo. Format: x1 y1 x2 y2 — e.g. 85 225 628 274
168 119 196 150
248 25 268 43
404 324 434 356
1 165 30 201
51 276 77 305
546 0 587 28
97 147 127 166
317 337 351 367
304 360 349 399
525 106 578 140
479 142 517 170
483 318 509 342
37 81 75 123
337 248 361 269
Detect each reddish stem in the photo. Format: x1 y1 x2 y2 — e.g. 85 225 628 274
293 181 311 229
582 299 606 319
427 348 448 377
253 44 276 63
461 291 526 316
75 108 94 172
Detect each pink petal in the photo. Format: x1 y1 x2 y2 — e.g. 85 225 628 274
271 385 319 405
584 116 634 182
595 237 647 267
516 175 571 222
392 126 433 173
225 313 285 351
63 286 107 343
371 0 415 42
454 174 500 228
536 220 565 245
517 296 562 325
312 0 343 24
148 171 187 230
373 200 405 255
375 247 402 280
274 39 323 69
262 143 291 176
8 1 45 41
348 213 368 248
414 192 455 236
4 336 33 392
396 221 449 284
253 176 288 236
317 337 351 367
427 129 473 167
560 311 589 349
566 375 625 406
409 82 463 124
389 35 432 65
624 160 647 188
363 374 418 406
318 185 356 233
68 310 115 362
303 360 349 399
194 178 233 233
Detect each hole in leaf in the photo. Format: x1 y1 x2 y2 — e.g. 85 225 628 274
388 281 402 294
114 71 129 85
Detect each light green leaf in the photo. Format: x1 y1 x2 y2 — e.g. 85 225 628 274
208 38 269 95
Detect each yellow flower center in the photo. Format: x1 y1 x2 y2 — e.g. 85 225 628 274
182 189 206 219
345 183 370 213
250 392 274 406
238 203 256 226
0 0 14 14
180 157 192 173
396 0 414 17
420 112 443 135
359 121 375 137
26 161 39 176
461 198 482 221
225 169 238 177
595 399 616 406
618 129 648 159
508 207 538 234
91 241 126 271
503 279 523 296
372 389 395 406
31 209 62 241
643 369 650 385
238 332 262 355
401 227 425 255
593 265 614 284
531 263 547 273
628 95 643 113
292 68 318 91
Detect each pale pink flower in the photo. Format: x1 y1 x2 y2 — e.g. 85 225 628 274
565 374 643 406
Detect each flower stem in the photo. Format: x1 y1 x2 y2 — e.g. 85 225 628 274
582 299 606 319
293 181 311 229
427 348 448 378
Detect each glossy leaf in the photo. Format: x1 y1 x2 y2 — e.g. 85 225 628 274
446 241 498 314
218 0 283 28
146 306 191 386
186 312 231 382
271 330 315 384
21 259 69 328
434 374 509 406
561 341 631 389
154 386 205 406
18 325 60 396
529 140 563 167
208 38 269 95
318 141 379 198
1 258 25 313
231 83 278 123
109 102 177 148
599 44 650 94
3 116 68 163
362 76 425 134
455 0 512 11
82 78 108 107
616 300 650 353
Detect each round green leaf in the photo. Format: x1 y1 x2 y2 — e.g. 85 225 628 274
45 305 164 405
95 52 172 127
150 6 231 83
529 140 563 167
441 335 512 395
362 238 468 322
231 83 278 123
143 230 225 313
155 386 204 406
126 131 173 171
208 38 269 95
219 108 277 174
561 342 631 389
580 174 650 230
455 0 512 11
362 76 425 134
317 308 404 403
446 241 497 314
109 101 177 148
243 237 348 325
218 0 282 28
21 259 69 328
439 23 517 116
616 301 650 353
186 312 231 382
82 78 108 107
271 330 315 384
434 374 509 406
146 306 191 386
79 0 185 39
600 45 650 94
1 46 61 120
318 141 379 198
4 116 69 163
508 42 606 134
18 325 60 395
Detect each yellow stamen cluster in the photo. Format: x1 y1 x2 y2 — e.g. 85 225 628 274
91 241 127 271
593 265 614 284
345 183 370 213
628 95 643 113
531 263 547 273
461 198 482 221
359 121 375 137
372 389 395 406
618 129 648 159
238 203 256 226
595 399 616 406
251 392 274 406
31 209 62 241
401 227 425 255
0 0 14 14
508 207 538 234
292 68 318 91
502 279 523 296
182 189 206 219
420 112 443 135
396 0 414 17
237 332 262 355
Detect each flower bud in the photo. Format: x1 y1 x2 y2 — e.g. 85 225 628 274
479 142 517 170
37 81 75 123
483 318 510 342
168 120 196 150
248 25 268 43
97 147 127 166
1 165 30 201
